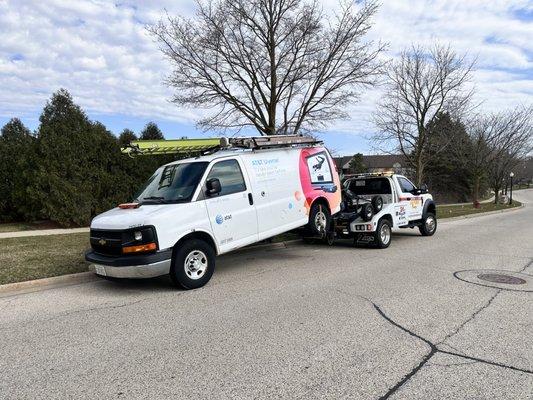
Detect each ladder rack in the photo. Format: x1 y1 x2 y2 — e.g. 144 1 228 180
121 135 322 157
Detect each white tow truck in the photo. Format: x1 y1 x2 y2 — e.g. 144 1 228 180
327 173 437 248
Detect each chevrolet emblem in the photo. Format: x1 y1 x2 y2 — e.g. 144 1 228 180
98 238 107 246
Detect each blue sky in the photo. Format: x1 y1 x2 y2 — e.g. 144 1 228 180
1 0 532 155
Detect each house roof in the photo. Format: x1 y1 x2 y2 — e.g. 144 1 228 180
334 154 408 170
363 155 407 169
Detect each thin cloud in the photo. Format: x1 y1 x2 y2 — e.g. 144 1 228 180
0 0 531 141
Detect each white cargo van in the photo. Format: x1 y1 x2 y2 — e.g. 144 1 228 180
86 136 341 289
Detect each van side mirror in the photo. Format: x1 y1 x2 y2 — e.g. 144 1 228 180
206 178 222 196
420 184 428 193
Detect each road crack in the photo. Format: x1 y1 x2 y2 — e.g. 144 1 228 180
437 290 501 345
351 296 533 400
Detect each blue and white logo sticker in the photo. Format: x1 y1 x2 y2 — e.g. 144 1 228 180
215 214 224 225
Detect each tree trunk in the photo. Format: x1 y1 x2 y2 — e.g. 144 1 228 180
473 175 480 203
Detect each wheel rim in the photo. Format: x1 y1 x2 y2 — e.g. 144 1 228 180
426 216 436 233
184 250 208 280
380 224 391 245
315 211 327 233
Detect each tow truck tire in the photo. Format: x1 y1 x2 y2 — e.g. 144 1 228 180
170 239 215 290
419 212 437 236
361 203 374 222
371 196 384 213
307 202 331 236
374 219 392 249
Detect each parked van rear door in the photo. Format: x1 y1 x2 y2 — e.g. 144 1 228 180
203 158 258 252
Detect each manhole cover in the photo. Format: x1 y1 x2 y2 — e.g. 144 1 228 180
454 269 533 292
477 273 526 285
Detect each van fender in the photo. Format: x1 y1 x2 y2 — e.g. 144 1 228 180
422 200 436 218
173 229 220 255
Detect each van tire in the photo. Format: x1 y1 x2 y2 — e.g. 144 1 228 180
307 202 331 236
170 239 215 290
419 212 437 236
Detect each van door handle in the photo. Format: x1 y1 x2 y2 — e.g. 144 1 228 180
248 193 254 205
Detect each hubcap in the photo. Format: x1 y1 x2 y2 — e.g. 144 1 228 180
315 211 327 233
380 224 391 245
184 250 208 280
426 216 436 232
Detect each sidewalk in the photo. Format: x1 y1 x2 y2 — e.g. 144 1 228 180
0 227 89 239
442 196 494 207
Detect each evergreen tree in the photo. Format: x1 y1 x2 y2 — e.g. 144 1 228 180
118 128 137 147
140 122 164 140
348 153 367 174
424 112 474 202
0 118 36 221
32 89 103 226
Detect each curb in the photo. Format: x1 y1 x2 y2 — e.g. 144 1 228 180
439 203 525 222
0 271 98 298
0 239 304 297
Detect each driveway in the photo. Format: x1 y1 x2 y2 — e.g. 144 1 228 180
1 191 532 399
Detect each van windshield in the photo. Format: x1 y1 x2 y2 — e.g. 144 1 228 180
133 162 209 204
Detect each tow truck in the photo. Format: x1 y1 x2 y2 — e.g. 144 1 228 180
324 172 437 248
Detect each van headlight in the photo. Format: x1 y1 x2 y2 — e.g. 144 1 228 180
122 226 158 254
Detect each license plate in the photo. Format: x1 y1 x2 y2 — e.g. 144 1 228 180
94 265 107 276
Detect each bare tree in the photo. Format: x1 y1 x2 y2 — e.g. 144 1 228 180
149 0 384 136
464 107 533 202
373 44 475 186
484 107 533 202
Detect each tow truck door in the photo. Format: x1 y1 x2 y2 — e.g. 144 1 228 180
395 176 423 222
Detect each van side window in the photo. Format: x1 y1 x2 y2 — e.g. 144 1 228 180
207 159 246 196
306 152 333 184
398 177 416 193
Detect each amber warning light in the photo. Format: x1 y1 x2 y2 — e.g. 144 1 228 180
118 203 140 209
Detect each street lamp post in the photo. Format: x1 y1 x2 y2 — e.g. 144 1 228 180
509 172 514 205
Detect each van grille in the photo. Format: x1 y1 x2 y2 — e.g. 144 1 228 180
90 229 123 256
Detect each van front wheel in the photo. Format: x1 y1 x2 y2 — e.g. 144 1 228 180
170 239 215 290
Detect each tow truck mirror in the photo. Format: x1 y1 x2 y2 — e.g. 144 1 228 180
206 178 222 196
420 184 428 193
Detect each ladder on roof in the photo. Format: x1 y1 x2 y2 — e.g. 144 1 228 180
121 135 322 157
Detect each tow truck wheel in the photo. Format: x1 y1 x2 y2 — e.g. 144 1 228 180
375 219 392 249
170 239 215 290
307 202 331 236
419 212 437 236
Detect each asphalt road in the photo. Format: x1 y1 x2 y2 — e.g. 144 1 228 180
1 191 532 399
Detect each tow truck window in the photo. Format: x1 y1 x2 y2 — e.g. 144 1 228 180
206 159 246 196
348 178 392 195
398 177 416 193
133 162 209 204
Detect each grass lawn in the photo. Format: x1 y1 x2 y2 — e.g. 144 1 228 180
0 220 65 233
0 233 90 285
437 201 521 219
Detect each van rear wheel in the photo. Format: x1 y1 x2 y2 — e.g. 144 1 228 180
307 202 331 237
170 239 215 290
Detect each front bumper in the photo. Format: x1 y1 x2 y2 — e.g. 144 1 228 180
85 249 172 279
